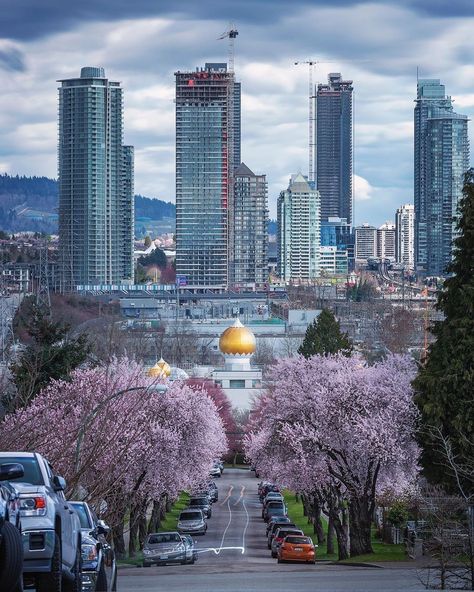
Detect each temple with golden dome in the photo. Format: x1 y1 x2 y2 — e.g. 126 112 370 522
211 319 262 409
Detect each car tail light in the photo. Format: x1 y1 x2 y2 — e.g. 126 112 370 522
20 495 47 517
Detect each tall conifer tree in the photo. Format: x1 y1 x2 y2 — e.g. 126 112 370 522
414 170 474 488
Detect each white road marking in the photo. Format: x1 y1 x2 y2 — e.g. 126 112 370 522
233 485 245 506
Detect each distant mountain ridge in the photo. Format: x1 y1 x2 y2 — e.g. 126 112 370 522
0 173 175 234
0 174 277 236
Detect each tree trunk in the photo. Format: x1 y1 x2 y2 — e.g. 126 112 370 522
128 504 140 557
312 497 326 545
327 491 349 561
348 496 373 557
159 495 167 521
138 503 148 549
327 514 335 555
111 520 126 560
148 500 161 533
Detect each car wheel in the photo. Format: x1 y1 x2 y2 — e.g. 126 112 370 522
277 558 282 563
271 551 276 558
0 521 24 592
10 578 23 592
95 562 108 591
143 563 151 567
63 539 82 592
36 533 62 592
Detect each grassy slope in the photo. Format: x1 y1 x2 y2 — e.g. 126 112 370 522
283 490 405 562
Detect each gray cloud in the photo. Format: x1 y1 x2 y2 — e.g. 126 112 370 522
1 2 474 226
0 47 25 71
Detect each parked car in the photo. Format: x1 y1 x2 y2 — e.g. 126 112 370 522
142 532 194 566
188 496 212 519
271 527 303 558
267 520 296 549
0 452 82 592
69 501 117 592
0 462 24 592
263 500 287 523
259 483 280 502
266 515 293 536
177 509 207 536
278 535 316 564
209 464 221 478
217 461 224 474
207 481 218 502
180 534 198 563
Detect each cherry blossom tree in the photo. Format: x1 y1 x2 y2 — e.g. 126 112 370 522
0 357 227 556
245 354 419 558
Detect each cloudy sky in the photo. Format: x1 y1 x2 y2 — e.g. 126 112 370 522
1 0 474 224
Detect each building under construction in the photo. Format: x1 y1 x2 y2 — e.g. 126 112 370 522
174 63 241 289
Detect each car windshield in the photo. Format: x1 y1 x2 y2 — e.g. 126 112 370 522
180 511 202 521
0 456 44 486
286 536 312 544
147 533 181 545
268 501 284 508
189 498 207 505
69 503 92 529
272 522 294 533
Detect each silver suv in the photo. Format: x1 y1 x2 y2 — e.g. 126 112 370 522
0 452 82 592
177 509 207 536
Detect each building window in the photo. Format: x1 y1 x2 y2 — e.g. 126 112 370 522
229 379 245 388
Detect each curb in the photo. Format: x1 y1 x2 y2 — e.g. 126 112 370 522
329 561 383 568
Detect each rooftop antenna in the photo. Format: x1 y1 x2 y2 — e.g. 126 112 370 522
218 25 239 73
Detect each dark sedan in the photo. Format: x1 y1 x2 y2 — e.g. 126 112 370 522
69 501 117 592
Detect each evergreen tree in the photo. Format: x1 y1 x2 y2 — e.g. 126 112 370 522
414 169 474 489
298 308 353 358
10 304 91 408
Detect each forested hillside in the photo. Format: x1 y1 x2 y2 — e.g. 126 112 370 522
0 174 175 234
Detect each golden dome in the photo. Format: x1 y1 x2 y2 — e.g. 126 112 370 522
147 357 171 378
219 319 256 355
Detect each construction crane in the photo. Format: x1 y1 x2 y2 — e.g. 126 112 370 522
294 59 340 183
218 26 239 73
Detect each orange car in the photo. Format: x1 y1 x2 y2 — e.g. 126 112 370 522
277 535 316 564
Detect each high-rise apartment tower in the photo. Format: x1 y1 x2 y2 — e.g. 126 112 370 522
277 173 321 282
395 204 415 269
233 163 268 288
58 66 134 287
175 63 241 288
414 79 469 275
315 73 353 224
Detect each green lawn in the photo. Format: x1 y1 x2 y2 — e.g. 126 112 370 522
283 490 405 563
117 492 190 566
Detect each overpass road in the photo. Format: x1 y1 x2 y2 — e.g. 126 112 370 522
118 468 428 592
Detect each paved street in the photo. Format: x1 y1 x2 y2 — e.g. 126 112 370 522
118 468 428 591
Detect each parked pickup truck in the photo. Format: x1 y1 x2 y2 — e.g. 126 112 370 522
0 452 82 592
0 462 24 592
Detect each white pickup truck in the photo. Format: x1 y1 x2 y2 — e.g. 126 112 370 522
0 452 82 592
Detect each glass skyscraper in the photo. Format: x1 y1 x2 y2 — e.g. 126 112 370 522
315 73 353 224
58 67 134 287
414 79 469 276
175 63 241 288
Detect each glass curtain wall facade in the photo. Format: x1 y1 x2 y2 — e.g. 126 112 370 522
414 79 469 275
233 163 268 288
277 173 321 282
58 66 134 287
175 63 240 288
315 73 353 224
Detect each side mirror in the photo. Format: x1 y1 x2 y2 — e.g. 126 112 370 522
96 519 110 535
0 463 24 482
53 475 66 491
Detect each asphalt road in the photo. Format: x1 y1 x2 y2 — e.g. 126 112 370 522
118 468 428 592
